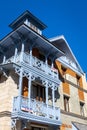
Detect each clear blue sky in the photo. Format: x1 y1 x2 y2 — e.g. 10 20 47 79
0 0 87 73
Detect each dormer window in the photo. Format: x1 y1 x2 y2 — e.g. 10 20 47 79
30 22 42 35
24 19 42 35
61 66 67 75
9 10 46 34
76 75 80 86
24 19 30 26
30 23 38 31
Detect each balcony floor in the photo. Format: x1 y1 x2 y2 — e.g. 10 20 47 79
11 110 61 126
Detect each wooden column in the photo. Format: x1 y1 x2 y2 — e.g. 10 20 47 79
52 85 55 119
29 47 32 66
45 80 48 117
3 55 6 63
14 46 18 62
20 42 24 62
18 68 23 111
52 86 55 107
28 73 32 110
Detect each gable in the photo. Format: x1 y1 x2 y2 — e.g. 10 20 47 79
49 35 84 75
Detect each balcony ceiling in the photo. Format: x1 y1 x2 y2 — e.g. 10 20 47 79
0 24 65 60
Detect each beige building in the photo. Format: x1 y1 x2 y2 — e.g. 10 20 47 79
0 10 87 130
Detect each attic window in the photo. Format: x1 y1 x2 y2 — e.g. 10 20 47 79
61 66 67 75
80 102 84 116
76 75 80 80
30 22 41 34
76 75 81 86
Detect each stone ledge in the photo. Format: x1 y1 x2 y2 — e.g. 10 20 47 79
61 109 87 120
0 111 11 117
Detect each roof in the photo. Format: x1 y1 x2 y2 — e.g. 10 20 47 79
72 122 87 130
49 35 84 75
0 24 64 61
9 10 47 30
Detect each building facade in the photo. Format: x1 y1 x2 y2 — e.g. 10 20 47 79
0 11 87 130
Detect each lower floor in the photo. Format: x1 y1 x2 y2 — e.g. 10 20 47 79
1 112 87 130
14 120 60 130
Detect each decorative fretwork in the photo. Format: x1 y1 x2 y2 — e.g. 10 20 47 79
48 81 54 88
3 52 60 85
54 84 58 90
0 68 9 78
21 119 28 130
42 80 47 86
11 119 16 129
15 66 21 75
13 96 60 122
31 75 36 81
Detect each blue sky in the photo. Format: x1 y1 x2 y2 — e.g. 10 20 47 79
0 0 87 74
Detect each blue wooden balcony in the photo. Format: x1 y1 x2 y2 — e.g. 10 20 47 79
4 52 59 81
12 96 61 125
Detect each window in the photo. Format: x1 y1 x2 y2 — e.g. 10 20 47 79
80 102 84 116
30 23 41 34
31 83 45 102
61 66 67 77
76 75 80 86
22 77 28 97
64 95 70 112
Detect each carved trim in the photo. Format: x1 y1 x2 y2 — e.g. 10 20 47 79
15 67 20 75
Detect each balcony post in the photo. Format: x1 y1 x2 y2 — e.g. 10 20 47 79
14 46 18 62
45 56 48 65
3 55 6 64
29 47 32 66
51 62 54 68
52 85 55 118
45 56 48 74
18 68 23 111
52 86 55 107
45 80 48 117
51 61 54 78
28 73 32 110
20 42 24 62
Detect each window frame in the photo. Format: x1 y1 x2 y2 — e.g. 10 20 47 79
63 95 70 112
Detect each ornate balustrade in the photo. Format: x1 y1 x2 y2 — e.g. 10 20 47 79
12 96 60 123
5 52 58 79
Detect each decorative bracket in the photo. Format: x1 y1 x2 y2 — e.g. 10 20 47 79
0 68 9 78
11 119 17 129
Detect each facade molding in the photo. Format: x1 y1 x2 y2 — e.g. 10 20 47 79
64 79 87 93
61 109 87 120
0 111 11 117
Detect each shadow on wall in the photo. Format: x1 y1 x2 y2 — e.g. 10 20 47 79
0 70 19 89
55 87 60 102
48 87 60 102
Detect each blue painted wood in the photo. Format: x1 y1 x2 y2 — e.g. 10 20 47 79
2 51 60 84
14 47 18 62
28 73 31 109
20 43 24 62
3 55 6 63
12 96 61 126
